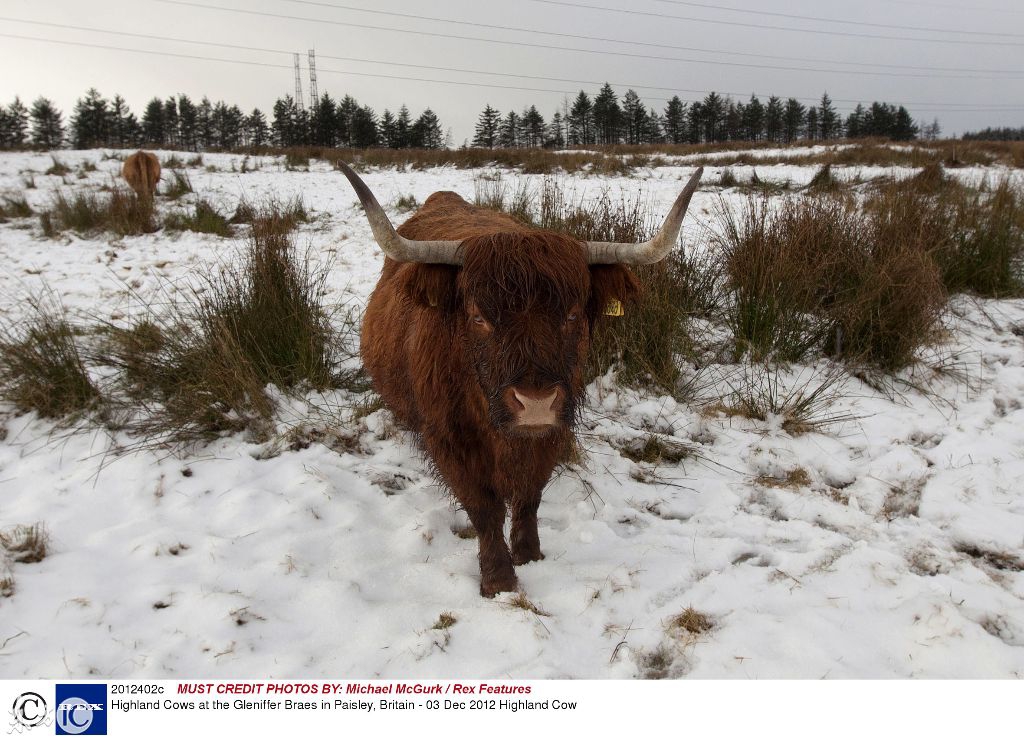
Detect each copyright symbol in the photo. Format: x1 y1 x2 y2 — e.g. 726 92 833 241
11 692 48 728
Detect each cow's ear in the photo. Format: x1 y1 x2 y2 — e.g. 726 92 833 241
587 264 640 322
396 263 460 312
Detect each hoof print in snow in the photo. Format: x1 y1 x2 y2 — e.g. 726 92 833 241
230 607 266 627
371 470 416 495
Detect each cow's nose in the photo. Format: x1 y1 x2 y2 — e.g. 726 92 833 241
507 387 561 427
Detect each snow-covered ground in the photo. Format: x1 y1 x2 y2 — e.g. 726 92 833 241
1 150 1022 679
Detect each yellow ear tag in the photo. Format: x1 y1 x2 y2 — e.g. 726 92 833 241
603 299 624 317
428 297 438 307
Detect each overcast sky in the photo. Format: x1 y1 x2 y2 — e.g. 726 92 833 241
1 0 1022 143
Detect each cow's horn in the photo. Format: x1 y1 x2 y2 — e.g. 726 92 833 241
337 160 464 265
585 167 703 265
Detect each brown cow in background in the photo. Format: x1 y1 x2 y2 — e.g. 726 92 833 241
121 150 161 198
338 162 702 597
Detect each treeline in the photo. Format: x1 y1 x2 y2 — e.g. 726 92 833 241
473 85 921 148
0 88 445 151
962 127 1024 141
0 84 964 153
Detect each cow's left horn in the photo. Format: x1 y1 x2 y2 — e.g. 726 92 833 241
585 167 703 265
337 160 464 265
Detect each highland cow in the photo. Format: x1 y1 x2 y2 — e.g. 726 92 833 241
338 162 703 597
121 150 161 199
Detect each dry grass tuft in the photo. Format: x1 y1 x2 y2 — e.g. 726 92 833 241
755 467 813 490
0 523 50 564
0 297 101 419
504 592 551 616
163 170 193 199
42 188 157 237
618 435 693 464
432 612 458 630
668 606 714 635
0 195 33 221
163 198 232 236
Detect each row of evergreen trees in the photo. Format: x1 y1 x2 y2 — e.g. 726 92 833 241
962 127 1024 141
0 89 446 151
473 85 921 148
0 84 928 152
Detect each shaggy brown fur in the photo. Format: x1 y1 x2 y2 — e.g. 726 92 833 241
121 151 161 198
361 191 639 596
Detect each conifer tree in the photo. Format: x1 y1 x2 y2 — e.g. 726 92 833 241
592 83 621 144
472 104 500 148
742 95 765 141
892 106 918 141
352 105 380 147
30 98 64 149
643 107 663 144
395 105 412 149
700 92 725 142
163 98 179 148
246 108 269 147
845 103 866 139
547 111 565 148
379 109 398 148
782 98 806 143
568 91 593 145
521 105 545 147
71 89 110 149
177 95 198 150
411 108 442 149
662 96 687 144
310 94 337 147
0 98 30 149
621 89 645 145
142 98 165 145
819 92 839 139
764 96 783 142
498 110 519 148
806 106 819 140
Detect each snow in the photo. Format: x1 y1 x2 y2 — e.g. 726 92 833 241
0 149 1022 679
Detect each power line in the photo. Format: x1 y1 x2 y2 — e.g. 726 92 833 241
151 0 1024 80
268 0 1024 74
886 0 1024 14
525 0 1024 47
648 0 1024 38
8 11 1020 78
1 29 1021 114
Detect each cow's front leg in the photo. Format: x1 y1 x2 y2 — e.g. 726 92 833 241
510 493 544 565
463 496 517 597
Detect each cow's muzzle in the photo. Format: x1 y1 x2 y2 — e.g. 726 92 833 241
504 386 564 431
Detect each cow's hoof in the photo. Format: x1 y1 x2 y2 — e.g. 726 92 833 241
480 573 518 598
511 547 545 566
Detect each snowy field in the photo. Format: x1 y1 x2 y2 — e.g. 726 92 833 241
0 148 1022 679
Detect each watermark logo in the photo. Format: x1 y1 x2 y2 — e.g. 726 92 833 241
7 692 52 734
54 686 106 736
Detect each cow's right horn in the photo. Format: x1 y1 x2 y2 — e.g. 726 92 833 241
584 167 703 265
337 160 464 265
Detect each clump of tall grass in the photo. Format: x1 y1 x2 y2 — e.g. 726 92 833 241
0 195 33 222
0 296 101 420
164 198 232 236
230 194 309 231
40 187 157 237
45 157 71 176
717 192 947 371
100 211 341 444
870 174 1024 297
163 170 193 199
